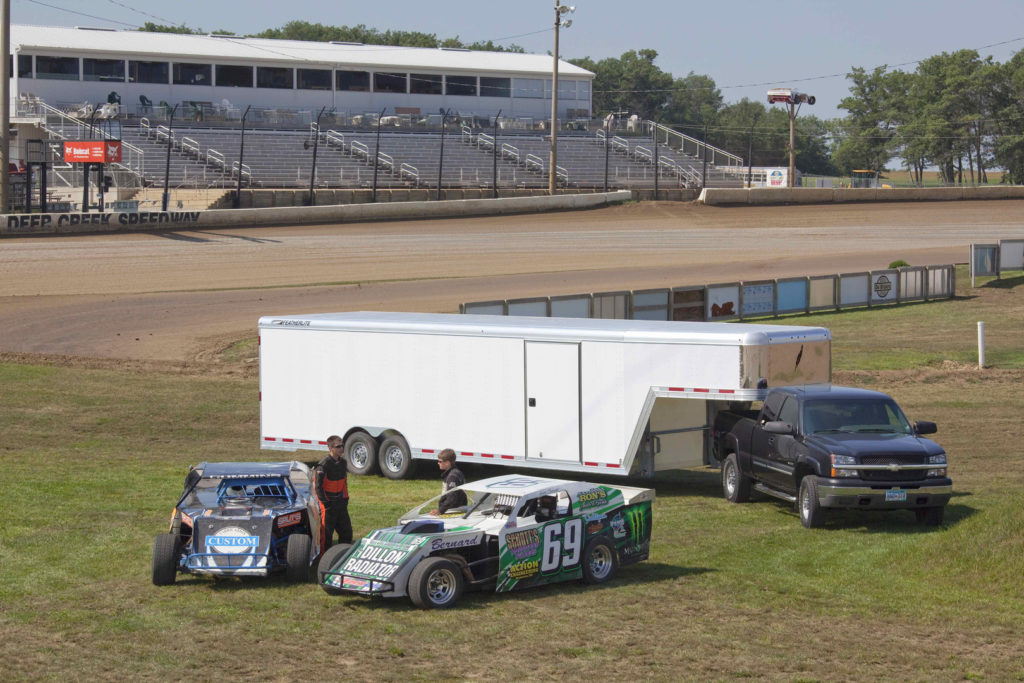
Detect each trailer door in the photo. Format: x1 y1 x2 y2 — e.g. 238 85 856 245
525 341 581 462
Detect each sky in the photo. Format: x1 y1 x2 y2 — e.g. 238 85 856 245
13 0 1024 121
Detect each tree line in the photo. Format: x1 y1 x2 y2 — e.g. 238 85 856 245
141 22 1024 182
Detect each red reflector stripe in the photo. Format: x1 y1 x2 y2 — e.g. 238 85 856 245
584 462 598 467
694 388 710 393
300 440 312 444
461 451 473 456
605 463 621 468
501 455 514 460
720 389 735 394
282 438 294 443
422 449 434 454
263 437 276 442
668 387 685 392
481 453 494 458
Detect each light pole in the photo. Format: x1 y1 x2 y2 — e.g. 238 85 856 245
549 1 574 195
767 88 814 188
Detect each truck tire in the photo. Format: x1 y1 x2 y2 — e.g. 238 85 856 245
379 435 415 480
915 506 944 526
317 543 352 594
151 533 180 586
722 453 751 503
285 533 312 582
581 537 618 584
798 475 826 528
344 432 379 476
408 556 464 609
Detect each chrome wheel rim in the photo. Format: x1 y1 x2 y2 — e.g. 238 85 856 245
588 545 613 580
349 442 369 469
724 462 736 495
427 568 457 604
383 445 404 473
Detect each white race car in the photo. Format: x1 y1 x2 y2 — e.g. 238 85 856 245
318 474 654 608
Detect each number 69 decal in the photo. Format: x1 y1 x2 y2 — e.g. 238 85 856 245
540 519 583 574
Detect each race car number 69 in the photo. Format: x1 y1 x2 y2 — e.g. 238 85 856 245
541 519 583 573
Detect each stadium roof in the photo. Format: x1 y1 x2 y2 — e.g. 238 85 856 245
11 24 593 78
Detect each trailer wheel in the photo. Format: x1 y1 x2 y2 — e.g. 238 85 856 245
344 432 379 476
379 435 415 480
798 475 826 528
722 453 751 503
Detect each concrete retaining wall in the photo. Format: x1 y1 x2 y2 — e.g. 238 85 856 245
2 190 633 237
699 185 1024 206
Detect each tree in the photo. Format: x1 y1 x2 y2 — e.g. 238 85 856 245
833 66 900 174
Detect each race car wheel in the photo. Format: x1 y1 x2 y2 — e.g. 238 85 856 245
317 543 352 594
408 557 464 609
798 475 826 529
722 453 751 503
151 533 181 586
378 435 416 480
581 537 618 585
285 533 312 582
345 432 379 476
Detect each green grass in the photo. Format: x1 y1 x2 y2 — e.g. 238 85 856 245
2 277 1024 680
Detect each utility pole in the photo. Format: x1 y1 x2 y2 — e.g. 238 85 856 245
548 1 574 195
1 0 11 214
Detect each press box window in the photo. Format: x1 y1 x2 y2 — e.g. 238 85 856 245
173 63 211 86
410 73 442 95
257 66 293 89
480 77 510 98
514 78 543 99
83 58 124 82
17 55 33 78
216 65 253 88
129 60 168 84
297 68 331 90
374 72 407 93
336 70 369 91
446 75 476 96
36 55 79 81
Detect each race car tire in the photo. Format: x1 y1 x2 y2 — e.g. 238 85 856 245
798 475 826 529
317 543 352 594
285 533 312 582
378 435 416 480
151 533 180 586
344 432 379 476
581 537 618 585
408 557 464 609
722 453 751 503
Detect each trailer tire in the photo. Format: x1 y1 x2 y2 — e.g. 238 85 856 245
379 435 415 480
318 543 352 594
722 453 751 503
798 475 826 528
344 432 379 476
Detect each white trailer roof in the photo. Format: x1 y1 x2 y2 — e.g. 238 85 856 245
11 24 593 78
258 311 831 346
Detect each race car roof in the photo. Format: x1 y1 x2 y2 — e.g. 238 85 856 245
198 462 296 478
462 474 580 497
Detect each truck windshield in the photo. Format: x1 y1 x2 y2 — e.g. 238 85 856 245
802 398 912 435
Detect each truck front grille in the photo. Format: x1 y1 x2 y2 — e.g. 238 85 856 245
859 455 927 482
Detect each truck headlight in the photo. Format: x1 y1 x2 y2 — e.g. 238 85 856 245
927 454 947 477
830 454 858 478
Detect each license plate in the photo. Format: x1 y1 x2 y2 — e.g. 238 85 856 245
885 488 907 502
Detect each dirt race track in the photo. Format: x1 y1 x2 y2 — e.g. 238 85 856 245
2 199 1023 366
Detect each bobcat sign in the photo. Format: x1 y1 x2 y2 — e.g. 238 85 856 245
63 141 122 163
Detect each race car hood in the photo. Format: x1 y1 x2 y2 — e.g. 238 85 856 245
190 515 274 571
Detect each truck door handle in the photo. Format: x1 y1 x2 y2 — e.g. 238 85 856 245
528 398 536 407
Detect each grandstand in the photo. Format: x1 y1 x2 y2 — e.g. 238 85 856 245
7 24 744 211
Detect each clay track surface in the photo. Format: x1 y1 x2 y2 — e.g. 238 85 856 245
2 199 1023 364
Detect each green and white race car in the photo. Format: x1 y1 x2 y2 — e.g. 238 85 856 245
318 475 654 608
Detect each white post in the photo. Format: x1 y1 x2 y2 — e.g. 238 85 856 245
977 321 986 369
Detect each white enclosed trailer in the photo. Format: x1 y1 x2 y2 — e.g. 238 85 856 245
259 312 831 479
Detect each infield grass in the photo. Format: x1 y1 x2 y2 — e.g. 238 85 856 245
1 272 1022 681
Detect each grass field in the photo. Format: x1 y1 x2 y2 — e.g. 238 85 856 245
1 271 1023 681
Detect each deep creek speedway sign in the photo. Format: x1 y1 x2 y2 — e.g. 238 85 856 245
5 211 202 234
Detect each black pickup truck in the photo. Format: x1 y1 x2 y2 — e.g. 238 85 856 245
714 385 951 528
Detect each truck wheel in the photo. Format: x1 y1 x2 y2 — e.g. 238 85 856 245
379 435 415 480
344 432 379 476
151 533 181 586
581 537 618 584
798 475 826 528
722 453 751 503
915 506 944 526
408 557 464 609
285 533 312 582
317 543 352 594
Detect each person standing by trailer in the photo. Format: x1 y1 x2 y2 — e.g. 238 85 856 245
315 435 352 549
431 449 467 514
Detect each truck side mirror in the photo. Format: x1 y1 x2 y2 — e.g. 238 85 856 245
763 421 795 435
914 421 937 435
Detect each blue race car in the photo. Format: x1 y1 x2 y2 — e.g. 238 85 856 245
152 461 320 584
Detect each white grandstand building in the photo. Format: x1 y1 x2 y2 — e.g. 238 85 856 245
9 24 594 120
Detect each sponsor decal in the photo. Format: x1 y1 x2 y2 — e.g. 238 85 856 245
277 512 302 528
577 487 608 509
207 526 259 554
505 528 540 560
342 576 371 591
341 542 415 579
873 274 893 299
610 512 627 539
586 521 604 536
507 559 539 580
430 534 482 552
